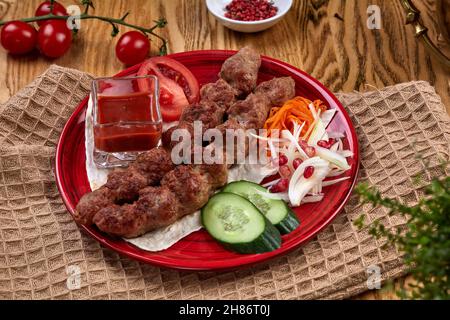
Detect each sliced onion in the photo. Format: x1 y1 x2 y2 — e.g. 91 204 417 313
255 190 290 201
327 169 346 177
281 146 295 171
262 178 280 188
338 150 354 158
308 103 317 119
267 140 278 160
289 157 327 188
308 117 328 146
301 194 325 203
317 181 323 194
322 176 351 186
248 132 287 143
321 109 337 129
338 139 344 151
283 129 309 160
289 168 330 206
328 131 345 139
330 142 340 152
311 180 322 195
293 121 306 141
288 157 330 206
315 146 351 170
311 185 319 195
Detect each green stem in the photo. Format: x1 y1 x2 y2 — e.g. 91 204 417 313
0 13 168 54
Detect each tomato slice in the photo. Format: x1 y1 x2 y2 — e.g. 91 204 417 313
137 57 200 122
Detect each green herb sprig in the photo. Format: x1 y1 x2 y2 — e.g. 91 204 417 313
354 158 450 299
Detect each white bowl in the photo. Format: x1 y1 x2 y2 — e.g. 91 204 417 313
206 0 293 33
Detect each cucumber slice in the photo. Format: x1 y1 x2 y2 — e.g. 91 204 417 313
201 192 281 254
222 181 300 234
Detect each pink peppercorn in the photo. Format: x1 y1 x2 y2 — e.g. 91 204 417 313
225 0 278 22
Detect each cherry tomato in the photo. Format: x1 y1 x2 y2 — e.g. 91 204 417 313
37 20 72 58
137 57 200 122
115 31 150 66
0 21 37 55
35 1 68 26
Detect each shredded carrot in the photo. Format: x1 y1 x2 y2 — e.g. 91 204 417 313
264 96 327 138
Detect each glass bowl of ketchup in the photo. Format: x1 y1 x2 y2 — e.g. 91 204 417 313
91 75 162 168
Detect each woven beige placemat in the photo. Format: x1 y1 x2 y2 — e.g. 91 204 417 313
0 65 448 300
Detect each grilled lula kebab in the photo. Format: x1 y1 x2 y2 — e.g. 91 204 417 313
74 47 261 226
91 77 295 238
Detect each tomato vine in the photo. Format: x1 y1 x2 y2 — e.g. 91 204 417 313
0 0 168 55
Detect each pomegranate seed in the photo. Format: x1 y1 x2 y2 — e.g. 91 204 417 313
305 146 316 157
293 158 303 169
298 139 308 149
270 178 289 193
317 140 329 148
278 154 288 166
298 139 316 157
303 166 315 179
328 138 336 145
279 165 292 178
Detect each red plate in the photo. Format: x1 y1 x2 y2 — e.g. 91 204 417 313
55 50 359 271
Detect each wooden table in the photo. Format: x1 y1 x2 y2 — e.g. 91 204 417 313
0 0 448 300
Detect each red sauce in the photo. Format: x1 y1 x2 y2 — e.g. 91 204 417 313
94 91 161 153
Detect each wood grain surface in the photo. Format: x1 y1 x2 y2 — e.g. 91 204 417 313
1 0 449 300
